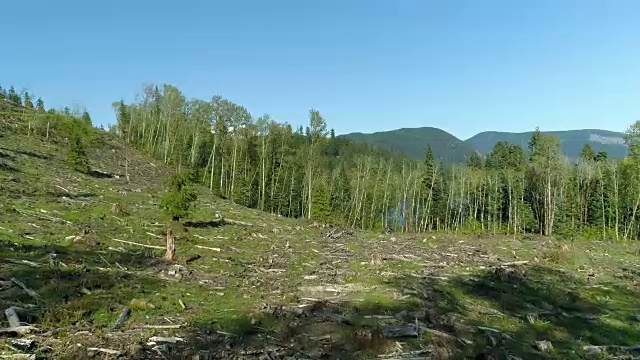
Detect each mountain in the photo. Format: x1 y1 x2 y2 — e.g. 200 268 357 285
341 127 476 164
465 129 628 161
342 127 628 163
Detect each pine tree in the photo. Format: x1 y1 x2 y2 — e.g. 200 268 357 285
82 111 92 125
160 171 198 221
466 151 483 169
36 97 45 111
23 92 34 109
7 86 20 105
580 143 596 162
0 85 5 101
66 134 91 173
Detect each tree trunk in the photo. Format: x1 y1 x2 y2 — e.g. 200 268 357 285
164 229 175 261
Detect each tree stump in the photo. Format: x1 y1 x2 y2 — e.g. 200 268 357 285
164 229 175 261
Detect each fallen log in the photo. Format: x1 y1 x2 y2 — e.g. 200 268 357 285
142 324 182 329
4 259 40 268
501 260 529 266
195 245 221 252
224 218 253 227
0 326 38 336
87 348 121 356
148 336 184 343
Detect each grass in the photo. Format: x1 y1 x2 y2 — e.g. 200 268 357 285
1 126 640 359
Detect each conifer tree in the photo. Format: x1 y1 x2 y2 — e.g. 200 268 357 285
82 111 92 125
36 97 45 111
7 86 20 105
23 92 34 109
66 134 91 173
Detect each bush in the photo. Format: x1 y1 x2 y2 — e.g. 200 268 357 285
160 171 198 222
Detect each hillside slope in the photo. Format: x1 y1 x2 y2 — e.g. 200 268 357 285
465 129 628 160
2 115 640 359
342 127 476 163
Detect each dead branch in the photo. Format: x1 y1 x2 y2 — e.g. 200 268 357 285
54 185 70 193
178 299 186 310
142 324 182 329
87 348 121 356
195 245 221 252
10 278 39 299
146 232 163 239
4 259 40 268
0 354 36 360
14 208 72 225
112 238 164 250
501 260 529 266
148 336 184 343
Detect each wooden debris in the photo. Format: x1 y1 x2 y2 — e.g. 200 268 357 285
54 185 70 193
87 348 122 356
195 245 221 252
148 336 185 343
4 259 40 268
10 278 39 299
112 238 164 250
382 324 419 339
5 307 21 328
0 355 36 360
164 230 175 261
533 340 553 352
501 260 529 266
0 326 38 336
113 307 131 330
142 324 182 329
178 299 187 310
224 218 253 227
146 232 163 239
583 344 640 354
422 328 457 341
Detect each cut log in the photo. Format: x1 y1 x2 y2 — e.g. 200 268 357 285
5 307 21 328
113 307 131 330
164 230 175 261
4 259 40 268
382 324 419 339
142 324 182 329
148 336 185 343
0 325 38 336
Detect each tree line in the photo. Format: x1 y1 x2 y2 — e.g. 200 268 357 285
110 84 640 240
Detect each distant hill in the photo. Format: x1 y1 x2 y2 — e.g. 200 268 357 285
341 127 476 164
465 129 628 161
342 127 628 163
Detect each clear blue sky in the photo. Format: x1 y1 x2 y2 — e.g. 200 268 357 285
2 0 639 139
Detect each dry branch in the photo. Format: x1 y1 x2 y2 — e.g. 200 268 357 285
0 326 38 336
501 260 529 266
148 336 184 343
4 259 40 268
112 238 164 250
87 348 121 356
142 324 182 329
10 278 39 299
195 245 221 252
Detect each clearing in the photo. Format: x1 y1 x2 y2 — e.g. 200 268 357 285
1 127 640 359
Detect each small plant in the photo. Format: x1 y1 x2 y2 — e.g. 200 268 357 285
66 134 90 173
159 171 198 222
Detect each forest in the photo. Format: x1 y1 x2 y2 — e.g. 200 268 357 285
105 84 640 240
3 82 640 240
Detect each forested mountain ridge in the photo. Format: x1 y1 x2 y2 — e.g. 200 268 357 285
466 129 627 161
342 127 628 163
341 127 476 163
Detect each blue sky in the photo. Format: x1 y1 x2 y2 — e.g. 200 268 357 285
2 0 639 139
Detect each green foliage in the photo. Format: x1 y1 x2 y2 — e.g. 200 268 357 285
160 171 198 221
311 182 331 222
0 85 5 100
466 151 483 169
7 86 21 105
23 91 34 109
82 111 92 125
580 143 596 161
66 134 91 173
36 97 45 111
